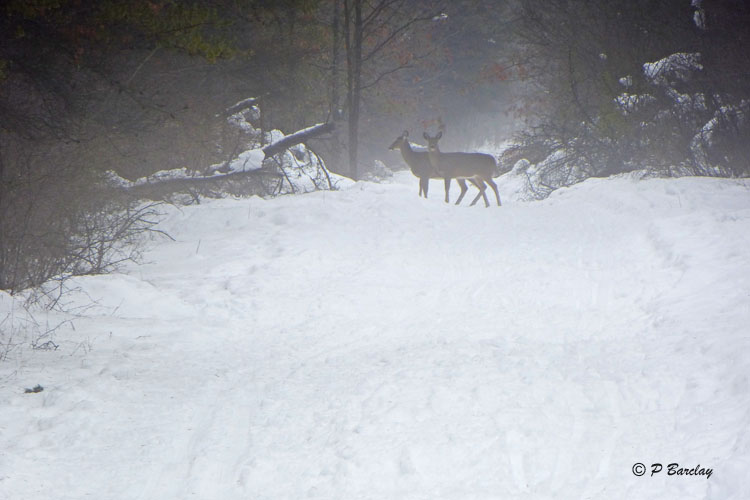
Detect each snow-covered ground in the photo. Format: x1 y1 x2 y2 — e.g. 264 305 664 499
2 171 749 500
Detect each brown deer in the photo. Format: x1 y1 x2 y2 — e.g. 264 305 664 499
423 131 501 207
389 131 468 200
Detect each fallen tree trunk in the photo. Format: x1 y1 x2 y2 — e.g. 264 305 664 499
262 122 335 159
108 121 335 191
104 121 336 201
222 97 258 118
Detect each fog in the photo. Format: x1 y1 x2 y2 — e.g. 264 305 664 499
3 3 750 499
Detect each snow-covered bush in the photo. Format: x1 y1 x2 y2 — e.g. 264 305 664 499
617 52 750 177
510 1 750 198
690 100 750 177
500 148 590 201
360 160 394 182
510 49 750 199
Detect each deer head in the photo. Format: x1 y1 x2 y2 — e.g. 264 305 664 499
423 131 443 152
389 130 410 150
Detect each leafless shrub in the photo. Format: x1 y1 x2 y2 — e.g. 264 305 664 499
0 135 165 296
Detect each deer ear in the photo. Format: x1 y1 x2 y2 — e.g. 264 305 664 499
423 132 429 140
436 131 442 140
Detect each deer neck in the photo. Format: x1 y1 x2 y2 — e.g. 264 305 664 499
428 146 452 177
399 140 419 163
427 146 442 166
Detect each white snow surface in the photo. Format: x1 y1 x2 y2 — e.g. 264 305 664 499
2 172 750 499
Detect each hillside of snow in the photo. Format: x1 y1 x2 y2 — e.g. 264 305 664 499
2 172 749 500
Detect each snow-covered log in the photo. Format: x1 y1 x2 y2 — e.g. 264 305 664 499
105 148 268 190
221 97 259 117
262 122 335 159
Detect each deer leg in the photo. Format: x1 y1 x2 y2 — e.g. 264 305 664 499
469 179 490 207
486 178 501 206
454 179 469 205
419 177 429 198
467 178 483 204
443 177 451 203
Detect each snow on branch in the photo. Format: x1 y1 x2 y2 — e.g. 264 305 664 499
105 149 268 190
644 52 702 85
221 97 259 117
261 122 335 159
106 122 334 190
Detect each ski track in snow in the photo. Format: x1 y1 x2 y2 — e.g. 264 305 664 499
2 172 750 500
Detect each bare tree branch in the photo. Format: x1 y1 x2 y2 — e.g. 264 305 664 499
363 13 438 63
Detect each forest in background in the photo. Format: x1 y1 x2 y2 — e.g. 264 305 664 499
1 0 749 293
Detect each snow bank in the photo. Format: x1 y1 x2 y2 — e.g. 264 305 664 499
2 173 749 499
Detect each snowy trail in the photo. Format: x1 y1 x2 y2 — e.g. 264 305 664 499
2 172 750 499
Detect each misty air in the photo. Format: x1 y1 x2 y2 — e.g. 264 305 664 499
1 1 749 499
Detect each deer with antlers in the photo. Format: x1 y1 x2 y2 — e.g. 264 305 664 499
423 131 501 207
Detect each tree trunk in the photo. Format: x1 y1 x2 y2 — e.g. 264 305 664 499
330 0 341 120
327 0 346 175
344 0 363 180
